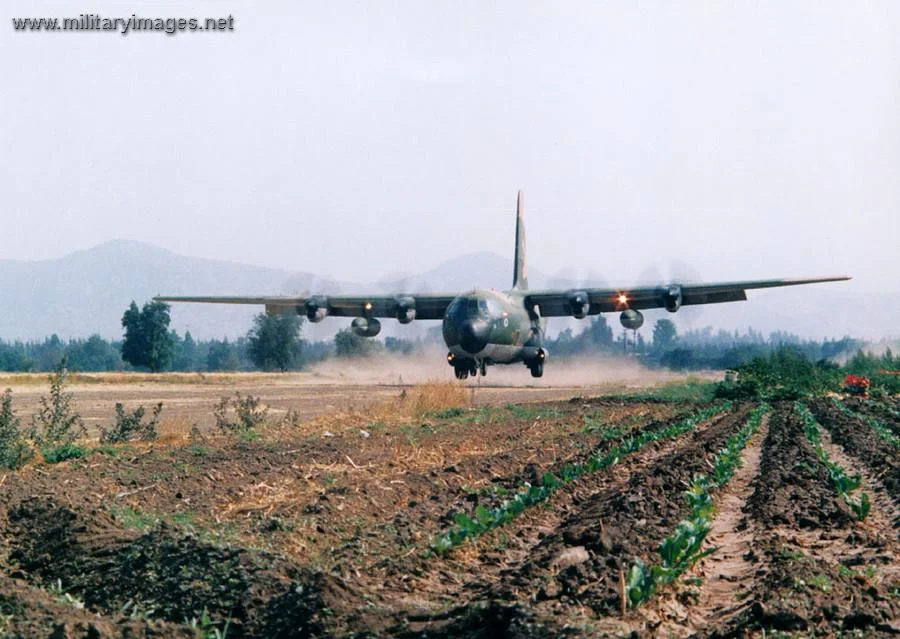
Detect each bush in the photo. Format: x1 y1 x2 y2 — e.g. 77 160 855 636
0 389 34 469
29 361 86 460
714 347 841 400
214 393 268 438
42 443 87 463
100 402 163 444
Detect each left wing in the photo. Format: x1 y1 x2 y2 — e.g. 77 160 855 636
153 293 458 321
523 276 851 317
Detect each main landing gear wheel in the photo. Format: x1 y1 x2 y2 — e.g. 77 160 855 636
479 360 487 377
529 361 543 378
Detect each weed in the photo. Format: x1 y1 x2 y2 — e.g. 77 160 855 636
280 408 302 428
42 443 86 463
795 574 832 593
47 578 85 610
214 393 268 438
0 389 33 469
778 548 806 562
188 608 230 639
110 505 160 532
29 361 86 461
433 407 465 419
100 402 163 444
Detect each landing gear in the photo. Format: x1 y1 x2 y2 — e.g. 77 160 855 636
454 366 469 380
527 348 546 378
479 360 487 377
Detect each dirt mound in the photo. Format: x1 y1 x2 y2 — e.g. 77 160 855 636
477 406 752 622
809 399 900 504
6 497 361 638
747 406 854 529
722 404 900 636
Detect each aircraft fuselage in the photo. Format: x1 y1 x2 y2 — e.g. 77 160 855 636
442 289 546 379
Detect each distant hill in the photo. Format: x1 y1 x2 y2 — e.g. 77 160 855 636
0 240 343 341
0 240 893 342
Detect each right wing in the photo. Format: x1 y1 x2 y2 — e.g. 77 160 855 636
154 293 458 321
523 276 851 317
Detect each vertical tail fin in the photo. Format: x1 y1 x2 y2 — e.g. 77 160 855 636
513 190 528 290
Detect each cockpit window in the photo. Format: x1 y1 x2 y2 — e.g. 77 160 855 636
486 298 503 316
447 296 490 319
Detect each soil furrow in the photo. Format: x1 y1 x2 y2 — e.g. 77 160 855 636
721 405 900 637
399 405 754 637
646 414 771 638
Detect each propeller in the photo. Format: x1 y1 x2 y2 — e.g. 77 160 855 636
546 266 611 338
634 258 705 330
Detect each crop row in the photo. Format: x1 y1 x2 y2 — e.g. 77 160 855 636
431 402 732 554
625 404 768 608
832 399 899 448
794 402 870 520
866 398 899 420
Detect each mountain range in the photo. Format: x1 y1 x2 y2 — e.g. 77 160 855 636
0 240 893 343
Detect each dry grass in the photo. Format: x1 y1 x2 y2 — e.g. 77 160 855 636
0 371 305 387
267 381 469 439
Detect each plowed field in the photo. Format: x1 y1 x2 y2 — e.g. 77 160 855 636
0 383 896 638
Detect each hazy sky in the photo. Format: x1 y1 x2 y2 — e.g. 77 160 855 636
4 2 899 293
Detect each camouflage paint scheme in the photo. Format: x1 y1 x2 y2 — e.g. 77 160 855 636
157 191 849 378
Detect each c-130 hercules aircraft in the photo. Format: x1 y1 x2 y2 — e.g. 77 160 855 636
157 192 849 379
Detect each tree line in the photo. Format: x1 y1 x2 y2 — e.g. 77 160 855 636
0 301 880 373
543 316 867 371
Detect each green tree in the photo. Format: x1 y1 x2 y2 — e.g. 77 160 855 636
334 328 383 358
66 335 124 371
171 330 198 371
206 339 241 371
652 319 678 353
247 313 303 371
587 316 614 349
121 301 175 372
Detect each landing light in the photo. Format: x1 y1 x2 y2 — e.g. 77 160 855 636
617 294 628 305
364 302 373 311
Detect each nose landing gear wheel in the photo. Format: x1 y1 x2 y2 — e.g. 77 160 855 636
454 366 469 380
529 362 543 378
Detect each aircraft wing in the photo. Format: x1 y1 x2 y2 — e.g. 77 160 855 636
524 276 851 317
154 293 458 321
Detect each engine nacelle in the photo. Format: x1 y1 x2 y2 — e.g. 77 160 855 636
351 317 381 337
620 309 644 330
395 296 416 324
567 290 590 319
304 296 329 322
663 285 682 313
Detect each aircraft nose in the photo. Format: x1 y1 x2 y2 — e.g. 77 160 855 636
459 319 490 354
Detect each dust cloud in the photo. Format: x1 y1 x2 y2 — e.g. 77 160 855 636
306 348 710 389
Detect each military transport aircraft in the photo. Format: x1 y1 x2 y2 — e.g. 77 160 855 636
156 192 849 379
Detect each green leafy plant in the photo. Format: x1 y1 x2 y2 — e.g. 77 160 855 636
794 402 870 521
214 392 268 438
627 404 768 607
29 361 86 462
832 399 899 448
100 402 163 444
432 403 731 554
0 389 33 469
